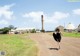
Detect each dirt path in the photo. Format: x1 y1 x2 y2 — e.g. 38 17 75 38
28 33 80 56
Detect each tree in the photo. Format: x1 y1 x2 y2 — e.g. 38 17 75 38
3 27 10 34
8 25 16 30
0 25 16 34
31 29 36 33
0 27 10 34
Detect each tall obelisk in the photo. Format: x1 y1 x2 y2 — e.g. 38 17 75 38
41 15 45 32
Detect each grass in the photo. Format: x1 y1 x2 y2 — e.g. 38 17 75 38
0 34 38 56
48 32 80 38
62 32 80 38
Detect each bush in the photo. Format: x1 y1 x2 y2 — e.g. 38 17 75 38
0 25 16 34
31 29 36 33
41 30 45 32
0 27 10 34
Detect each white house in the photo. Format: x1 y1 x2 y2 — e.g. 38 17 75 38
66 23 75 32
9 27 36 34
66 23 75 29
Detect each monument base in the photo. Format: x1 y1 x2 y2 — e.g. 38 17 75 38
41 30 45 32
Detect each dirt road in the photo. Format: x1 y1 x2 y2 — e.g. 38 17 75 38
28 33 80 56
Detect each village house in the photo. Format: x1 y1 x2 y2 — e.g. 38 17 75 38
66 23 75 32
9 27 36 34
77 24 80 32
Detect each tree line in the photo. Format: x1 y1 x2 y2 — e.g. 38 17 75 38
0 25 16 34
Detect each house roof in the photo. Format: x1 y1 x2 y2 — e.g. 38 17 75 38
66 23 75 29
15 27 35 30
11 27 35 31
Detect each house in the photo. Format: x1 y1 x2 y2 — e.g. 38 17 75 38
66 23 75 32
36 29 40 33
9 27 36 34
9 29 16 34
77 24 80 32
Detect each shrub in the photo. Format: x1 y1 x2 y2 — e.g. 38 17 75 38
31 29 36 33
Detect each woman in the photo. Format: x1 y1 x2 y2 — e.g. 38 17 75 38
53 28 61 49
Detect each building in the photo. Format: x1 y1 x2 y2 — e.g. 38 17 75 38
66 23 75 32
9 27 36 34
77 24 80 32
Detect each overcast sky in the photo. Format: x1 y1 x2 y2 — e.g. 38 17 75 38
0 0 80 30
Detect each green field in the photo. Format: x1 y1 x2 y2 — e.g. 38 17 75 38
49 32 80 38
0 34 38 56
62 32 80 38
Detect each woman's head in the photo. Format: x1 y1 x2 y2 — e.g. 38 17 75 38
55 28 60 32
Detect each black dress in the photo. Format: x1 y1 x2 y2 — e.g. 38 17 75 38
53 32 61 42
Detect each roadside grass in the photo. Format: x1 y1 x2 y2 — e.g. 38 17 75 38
0 34 38 56
62 32 80 38
48 32 80 38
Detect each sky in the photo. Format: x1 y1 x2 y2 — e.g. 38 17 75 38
0 0 80 31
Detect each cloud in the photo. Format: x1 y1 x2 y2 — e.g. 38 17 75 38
0 20 8 25
23 11 69 23
23 11 44 22
52 12 69 19
45 12 69 23
73 9 80 15
0 4 15 19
